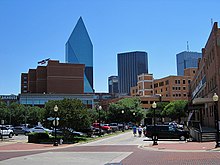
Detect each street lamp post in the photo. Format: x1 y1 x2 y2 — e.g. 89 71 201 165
213 93 219 148
121 110 124 132
98 105 102 136
152 101 158 145
53 105 58 146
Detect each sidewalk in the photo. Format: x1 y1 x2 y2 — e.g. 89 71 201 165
142 141 220 152
0 141 72 152
0 138 220 152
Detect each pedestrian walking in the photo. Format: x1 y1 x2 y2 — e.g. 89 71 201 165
132 125 137 137
138 126 143 137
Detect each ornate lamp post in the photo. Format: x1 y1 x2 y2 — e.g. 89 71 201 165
98 105 102 136
213 93 219 148
152 101 158 145
121 110 125 132
53 105 58 146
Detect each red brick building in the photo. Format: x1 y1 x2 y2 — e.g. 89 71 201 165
21 60 85 94
189 22 220 128
130 68 196 109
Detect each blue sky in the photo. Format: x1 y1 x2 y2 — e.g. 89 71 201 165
0 0 220 95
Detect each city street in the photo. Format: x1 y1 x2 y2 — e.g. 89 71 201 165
1 132 220 164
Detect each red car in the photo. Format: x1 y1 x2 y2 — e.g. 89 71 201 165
92 123 111 133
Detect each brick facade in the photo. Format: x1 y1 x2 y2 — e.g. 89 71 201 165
21 60 85 94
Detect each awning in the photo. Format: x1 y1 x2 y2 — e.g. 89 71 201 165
192 98 214 105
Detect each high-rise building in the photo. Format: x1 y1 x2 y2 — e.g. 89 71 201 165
176 51 202 76
108 76 119 94
65 17 93 93
118 51 148 95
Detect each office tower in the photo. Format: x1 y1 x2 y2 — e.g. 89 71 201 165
65 17 93 93
118 51 148 95
176 51 202 76
108 76 119 94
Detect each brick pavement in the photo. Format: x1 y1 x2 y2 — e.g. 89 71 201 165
0 141 219 152
1 141 220 164
144 141 218 152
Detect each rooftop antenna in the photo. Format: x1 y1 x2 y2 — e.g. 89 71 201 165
187 41 190 52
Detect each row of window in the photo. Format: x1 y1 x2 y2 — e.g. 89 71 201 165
172 86 187 90
154 79 191 88
175 79 191 84
172 93 187 97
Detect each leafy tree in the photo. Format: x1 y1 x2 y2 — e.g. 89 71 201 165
162 100 188 122
0 101 8 124
108 97 144 124
146 102 169 118
27 106 46 126
44 98 91 131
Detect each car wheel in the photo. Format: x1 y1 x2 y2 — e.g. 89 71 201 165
180 135 186 141
9 133 13 138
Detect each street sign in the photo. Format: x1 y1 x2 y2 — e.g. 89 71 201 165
53 120 59 126
47 117 55 121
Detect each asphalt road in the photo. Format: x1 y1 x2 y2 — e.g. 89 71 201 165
1 131 220 165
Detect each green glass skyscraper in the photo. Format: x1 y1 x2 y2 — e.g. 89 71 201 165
65 17 93 93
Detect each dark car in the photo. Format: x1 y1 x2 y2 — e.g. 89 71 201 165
144 125 189 141
52 128 85 137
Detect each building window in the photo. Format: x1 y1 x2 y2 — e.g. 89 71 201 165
188 80 191 84
183 80 186 84
159 82 164 87
183 86 186 90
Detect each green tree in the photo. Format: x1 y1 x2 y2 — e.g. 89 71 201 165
44 98 91 131
0 101 8 124
108 97 144 124
146 102 169 118
162 100 188 122
27 106 46 126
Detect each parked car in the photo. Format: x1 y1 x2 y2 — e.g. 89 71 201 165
52 128 85 137
2 125 14 130
144 125 189 141
29 126 52 134
13 126 30 136
0 126 14 138
92 123 112 134
109 123 119 132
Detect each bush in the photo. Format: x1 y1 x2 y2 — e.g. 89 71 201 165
28 132 50 143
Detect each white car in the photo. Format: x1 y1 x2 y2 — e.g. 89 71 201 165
29 126 52 134
0 126 14 138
